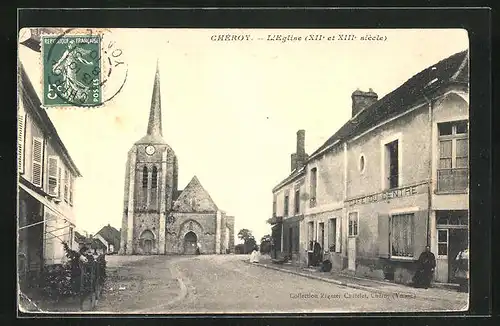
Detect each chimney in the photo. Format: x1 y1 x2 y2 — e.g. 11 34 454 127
351 88 378 117
295 130 307 170
296 129 305 155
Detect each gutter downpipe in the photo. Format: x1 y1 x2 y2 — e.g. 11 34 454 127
423 93 434 247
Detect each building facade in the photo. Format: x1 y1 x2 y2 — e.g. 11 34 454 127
269 130 309 263
270 50 469 284
119 63 235 255
17 62 82 284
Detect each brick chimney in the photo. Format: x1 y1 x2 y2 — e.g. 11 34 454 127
351 88 378 117
290 130 308 172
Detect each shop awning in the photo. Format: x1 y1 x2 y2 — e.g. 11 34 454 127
18 183 74 227
282 215 304 226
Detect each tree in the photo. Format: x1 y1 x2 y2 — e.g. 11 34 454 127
237 229 253 242
237 229 257 254
260 234 272 254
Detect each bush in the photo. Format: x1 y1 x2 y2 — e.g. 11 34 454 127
234 244 245 254
40 242 106 299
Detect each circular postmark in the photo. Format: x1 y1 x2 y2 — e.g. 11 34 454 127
42 28 128 108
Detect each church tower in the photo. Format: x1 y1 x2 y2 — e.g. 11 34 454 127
119 61 179 255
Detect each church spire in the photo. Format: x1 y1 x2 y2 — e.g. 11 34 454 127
147 59 162 136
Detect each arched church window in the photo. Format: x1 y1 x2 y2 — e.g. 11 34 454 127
150 166 158 209
151 166 158 188
141 166 148 207
142 166 148 188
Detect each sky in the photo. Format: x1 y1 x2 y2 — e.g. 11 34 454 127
19 28 468 243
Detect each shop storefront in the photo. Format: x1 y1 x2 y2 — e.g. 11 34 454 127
434 210 469 283
345 182 430 284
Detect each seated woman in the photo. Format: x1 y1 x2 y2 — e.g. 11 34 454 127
249 246 260 263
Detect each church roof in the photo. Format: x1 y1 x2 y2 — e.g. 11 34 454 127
172 176 219 213
135 60 168 145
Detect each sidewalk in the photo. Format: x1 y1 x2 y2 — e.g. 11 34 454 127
247 256 468 303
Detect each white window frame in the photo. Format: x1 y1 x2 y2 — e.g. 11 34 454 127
318 222 325 250
47 156 59 197
380 132 403 190
328 217 341 253
389 211 415 259
309 166 318 207
31 137 44 187
294 188 300 215
437 120 468 167
436 120 469 193
437 228 449 259
348 211 359 237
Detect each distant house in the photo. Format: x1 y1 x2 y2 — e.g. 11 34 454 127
96 224 121 254
74 231 89 249
90 237 108 255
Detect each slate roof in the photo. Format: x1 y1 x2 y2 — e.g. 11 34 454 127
96 224 121 251
309 50 469 159
272 166 306 193
272 50 468 192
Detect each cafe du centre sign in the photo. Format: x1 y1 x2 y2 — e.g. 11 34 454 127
345 183 427 207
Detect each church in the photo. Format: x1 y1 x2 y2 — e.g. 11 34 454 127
119 62 235 255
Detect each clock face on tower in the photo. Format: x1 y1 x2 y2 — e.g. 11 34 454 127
145 145 156 155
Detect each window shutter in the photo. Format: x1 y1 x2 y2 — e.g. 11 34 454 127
69 174 74 205
377 213 390 258
64 168 69 202
58 167 62 198
31 137 43 187
47 156 59 196
412 210 429 259
18 114 25 174
44 212 55 263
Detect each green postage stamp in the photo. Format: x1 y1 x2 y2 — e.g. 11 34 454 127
42 35 102 107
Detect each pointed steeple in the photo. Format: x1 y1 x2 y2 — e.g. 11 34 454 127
147 59 162 136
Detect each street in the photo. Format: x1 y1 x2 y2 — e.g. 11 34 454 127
94 254 468 313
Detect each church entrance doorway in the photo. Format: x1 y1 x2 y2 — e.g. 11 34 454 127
140 230 155 255
183 231 197 255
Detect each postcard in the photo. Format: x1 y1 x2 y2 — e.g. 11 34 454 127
17 27 469 314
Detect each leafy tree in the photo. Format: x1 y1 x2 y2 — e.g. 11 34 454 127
260 234 272 254
237 229 258 254
237 229 253 242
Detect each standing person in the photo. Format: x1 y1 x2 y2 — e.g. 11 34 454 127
195 242 201 255
313 241 322 266
454 247 469 292
413 245 436 288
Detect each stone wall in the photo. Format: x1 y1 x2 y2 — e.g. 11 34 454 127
166 212 217 254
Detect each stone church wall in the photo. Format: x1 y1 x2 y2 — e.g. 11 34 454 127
166 212 217 254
